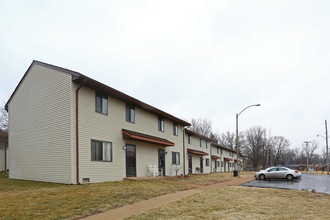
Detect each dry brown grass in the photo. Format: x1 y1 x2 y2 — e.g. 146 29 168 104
170 171 255 186
128 186 330 220
0 173 191 219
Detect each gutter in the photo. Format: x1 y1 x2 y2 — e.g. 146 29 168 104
75 83 83 184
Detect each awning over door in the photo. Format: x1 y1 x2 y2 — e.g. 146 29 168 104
122 129 175 146
187 148 209 156
211 155 221 159
224 157 232 161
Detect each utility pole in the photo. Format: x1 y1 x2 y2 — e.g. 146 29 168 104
304 141 310 173
325 120 329 175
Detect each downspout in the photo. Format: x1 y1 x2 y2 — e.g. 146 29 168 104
76 83 83 184
183 128 186 176
4 141 7 172
210 142 212 173
182 126 189 176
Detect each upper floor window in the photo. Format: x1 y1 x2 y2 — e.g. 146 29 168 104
96 93 108 115
217 148 220 154
172 152 180 165
173 123 178 136
200 138 202 147
188 135 192 144
206 141 208 149
126 104 135 123
158 117 164 132
91 140 112 162
221 149 223 154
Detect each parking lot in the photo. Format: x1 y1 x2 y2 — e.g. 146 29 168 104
243 173 330 194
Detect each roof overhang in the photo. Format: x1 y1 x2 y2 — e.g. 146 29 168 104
187 148 209 156
211 155 221 160
122 129 175 146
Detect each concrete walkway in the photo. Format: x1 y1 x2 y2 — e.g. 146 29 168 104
84 176 254 220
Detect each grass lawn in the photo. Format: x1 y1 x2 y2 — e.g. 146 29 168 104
171 171 256 186
0 173 191 220
128 186 330 220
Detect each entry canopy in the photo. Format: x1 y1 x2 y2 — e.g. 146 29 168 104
122 129 175 146
187 148 209 156
224 157 233 161
211 155 221 159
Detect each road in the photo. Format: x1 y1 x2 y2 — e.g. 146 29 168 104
243 173 330 195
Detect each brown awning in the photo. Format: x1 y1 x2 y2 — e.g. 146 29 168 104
211 155 221 160
224 157 232 161
234 159 243 163
187 148 209 156
122 129 175 146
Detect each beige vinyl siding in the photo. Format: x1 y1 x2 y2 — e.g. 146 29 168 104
76 86 184 183
0 148 9 172
185 134 210 174
8 64 73 184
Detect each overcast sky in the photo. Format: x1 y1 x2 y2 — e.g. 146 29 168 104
1 0 329 153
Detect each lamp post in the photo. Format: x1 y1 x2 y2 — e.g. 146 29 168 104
235 104 261 176
317 119 329 175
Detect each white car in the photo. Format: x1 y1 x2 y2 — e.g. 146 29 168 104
254 167 302 181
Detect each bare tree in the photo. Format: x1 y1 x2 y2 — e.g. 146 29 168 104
0 105 8 131
271 136 290 166
303 140 318 164
242 126 267 169
189 117 213 137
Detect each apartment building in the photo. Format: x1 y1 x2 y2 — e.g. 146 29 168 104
5 60 190 184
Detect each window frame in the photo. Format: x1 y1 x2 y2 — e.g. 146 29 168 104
172 152 180 165
158 117 164 132
173 123 178 136
200 138 202 147
206 158 209 167
126 104 135 123
188 135 192 144
91 139 112 162
95 93 108 115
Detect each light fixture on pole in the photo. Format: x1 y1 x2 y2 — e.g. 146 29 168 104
235 104 261 176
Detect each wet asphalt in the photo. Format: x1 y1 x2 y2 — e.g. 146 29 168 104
242 173 330 195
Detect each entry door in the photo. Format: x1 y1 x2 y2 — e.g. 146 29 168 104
188 156 192 174
158 149 165 176
200 157 204 173
126 144 136 177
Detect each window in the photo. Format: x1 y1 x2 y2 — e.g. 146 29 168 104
96 93 108 115
126 104 135 123
158 117 164 132
229 163 231 167
206 158 209 166
91 140 112 162
173 123 178 136
172 152 180 165
206 141 208 149
217 148 220 154
200 138 202 147
188 135 192 144
221 149 223 154
217 161 220 167
221 161 224 167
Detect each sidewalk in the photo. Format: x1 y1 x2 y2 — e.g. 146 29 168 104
84 175 254 220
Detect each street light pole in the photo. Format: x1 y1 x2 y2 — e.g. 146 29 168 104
304 141 310 173
235 104 261 176
325 120 329 175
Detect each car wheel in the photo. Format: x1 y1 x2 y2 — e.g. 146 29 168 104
259 174 266 180
286 174 293 181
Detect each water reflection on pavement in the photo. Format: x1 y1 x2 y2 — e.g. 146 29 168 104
242 173 330 195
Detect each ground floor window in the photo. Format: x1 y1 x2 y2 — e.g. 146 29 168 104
91 140 112 162
221 161 224 167
172 152 180 165
217 161 220 167
206 158 209 166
